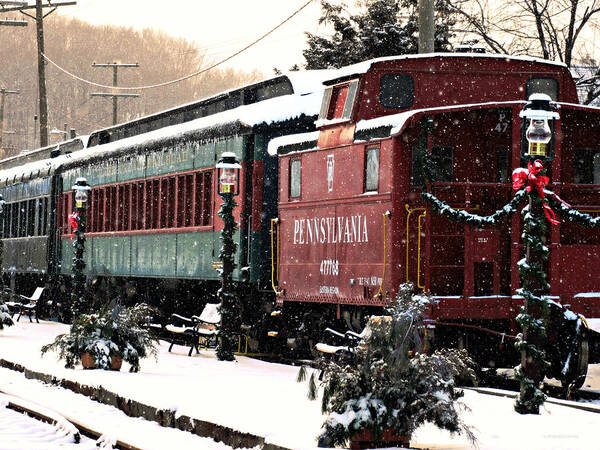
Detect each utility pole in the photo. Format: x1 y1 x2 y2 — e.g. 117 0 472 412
0 89 19 149
2 1 77 148
418 0 435 53
91 62 140 125
34 0 48 147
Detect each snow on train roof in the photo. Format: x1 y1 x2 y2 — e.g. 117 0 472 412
326 53 568 83
283 70 335 94
86 70 335 135
0 85 327 183
268 101 528 156
268 99 600 156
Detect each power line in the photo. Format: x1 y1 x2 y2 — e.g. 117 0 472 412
41 0 314 91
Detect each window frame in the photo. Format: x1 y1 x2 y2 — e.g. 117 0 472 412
526 77 559 101
289 158 302 199
318 79 359 123
574 148 600 185
73 169 215 235
379 73 415 109
364 145 380 192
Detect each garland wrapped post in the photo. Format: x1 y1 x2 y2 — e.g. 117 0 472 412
215 153 243 362
70 177 92 320
0 195 14 329
511 160 556 413
70 211 88 319
423 157 600 413
216 191 242 361
422 158 557 414
0 194 6 296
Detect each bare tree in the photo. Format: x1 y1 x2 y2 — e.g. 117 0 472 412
448 0 600 103
449 1 600 64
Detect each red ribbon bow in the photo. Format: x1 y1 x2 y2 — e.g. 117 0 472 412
512 160 558 225
68 212 79 230
68 213 79 241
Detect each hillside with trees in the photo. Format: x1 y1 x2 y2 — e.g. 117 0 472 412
0 15 262 156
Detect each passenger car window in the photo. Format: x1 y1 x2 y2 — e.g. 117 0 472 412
380 73 414 109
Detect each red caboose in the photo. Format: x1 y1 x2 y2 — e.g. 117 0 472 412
269 54 599 380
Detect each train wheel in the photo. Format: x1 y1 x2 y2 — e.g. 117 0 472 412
561 333 589 393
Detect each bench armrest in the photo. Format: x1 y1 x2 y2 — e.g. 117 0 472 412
169 313 197 326
344 330 363 340
324 328 346 340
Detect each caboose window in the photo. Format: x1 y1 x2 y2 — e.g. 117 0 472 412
526 78 558 101
574 149 600 184
365 145 380 192
380 73 414 109
290 159 301 198
319 80 359 122
411 146 453 186
431 147 453 182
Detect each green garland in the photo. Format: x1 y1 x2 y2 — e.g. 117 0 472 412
71 214 88 320
513 193 550 413
547 195 600 227
216 194 241 361
422 189 527 227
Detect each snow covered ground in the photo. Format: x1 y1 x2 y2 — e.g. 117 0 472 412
0 320 598 449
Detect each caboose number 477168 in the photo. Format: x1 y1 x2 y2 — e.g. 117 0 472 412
269 53 600 388
0 53 599 389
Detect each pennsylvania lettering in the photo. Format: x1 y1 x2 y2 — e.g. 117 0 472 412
293 215 369 245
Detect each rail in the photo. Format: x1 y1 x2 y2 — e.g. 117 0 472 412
0 390 140 449
270 218 283 295
405 205 426 284
374 211 391 299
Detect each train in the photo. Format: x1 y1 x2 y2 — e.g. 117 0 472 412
1 53 599 387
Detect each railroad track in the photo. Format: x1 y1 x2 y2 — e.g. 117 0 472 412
464 371 600 413
0 390 140 449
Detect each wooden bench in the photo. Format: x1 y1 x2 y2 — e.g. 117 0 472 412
6 287 45 323
166 303 221 356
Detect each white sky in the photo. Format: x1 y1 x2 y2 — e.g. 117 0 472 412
57 0 331 74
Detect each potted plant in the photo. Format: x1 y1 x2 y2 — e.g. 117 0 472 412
0 302 13 330
42 303 158 372
299 284 477 448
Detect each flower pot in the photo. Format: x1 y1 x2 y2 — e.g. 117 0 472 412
80 352 96 369
110 355 123 371
349 428 410 449
80 353 122 371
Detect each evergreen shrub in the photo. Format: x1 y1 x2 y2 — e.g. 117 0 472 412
300 284 476 448
42 303 158 372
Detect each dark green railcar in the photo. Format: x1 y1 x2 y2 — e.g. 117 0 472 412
0 71 331 348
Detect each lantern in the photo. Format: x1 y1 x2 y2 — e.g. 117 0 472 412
216 152 241 196
520 93 559 161
72 177 91 210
